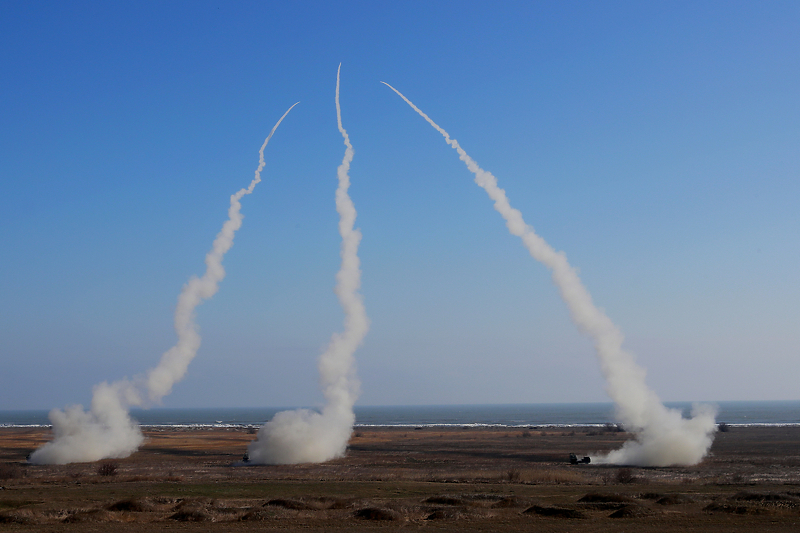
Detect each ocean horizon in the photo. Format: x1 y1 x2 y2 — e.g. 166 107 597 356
2 400 798 429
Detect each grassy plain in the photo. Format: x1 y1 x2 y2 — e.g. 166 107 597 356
1 425 799 531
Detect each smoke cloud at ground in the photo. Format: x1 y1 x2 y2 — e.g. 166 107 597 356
247 66 367 465
382 82 717 466
29 105 298 464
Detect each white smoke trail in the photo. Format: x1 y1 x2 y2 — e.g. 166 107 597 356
29 104 299 464
247 65 367 465
382 82 717 467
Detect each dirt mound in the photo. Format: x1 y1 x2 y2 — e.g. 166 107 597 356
424 496 463 505
656 494 696 505
609 504 655 518
107 498 155 512
262 496 357 511
731 491 799 504
638 492 665 500
523 505 586 519
168 497 219 521
62 509 117 523
491 496 522 508
169 509 212 521
703 502 769 515
326 498 359 509
578 492 633 503
703 491 798 515
265 498 318 510
464 493 508 502
151 496 179 505
240 508 275 521
308 496 357 509
173 497 216 510
354 507 400 520
0 510 37 525
426 508 463 520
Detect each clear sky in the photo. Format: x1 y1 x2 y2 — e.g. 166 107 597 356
1 1 798 410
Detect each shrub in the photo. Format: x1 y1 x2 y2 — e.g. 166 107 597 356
96 462 118 477
615 468 636 484
506 468 521 483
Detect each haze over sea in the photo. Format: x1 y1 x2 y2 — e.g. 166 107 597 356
2 401 798 429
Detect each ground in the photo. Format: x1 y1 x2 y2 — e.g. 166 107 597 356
1 425 799 531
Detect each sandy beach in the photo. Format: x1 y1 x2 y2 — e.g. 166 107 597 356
1 425 799 531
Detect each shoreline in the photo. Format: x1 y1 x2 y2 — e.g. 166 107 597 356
3 400 798 426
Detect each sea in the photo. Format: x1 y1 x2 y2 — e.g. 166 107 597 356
1 401 798 429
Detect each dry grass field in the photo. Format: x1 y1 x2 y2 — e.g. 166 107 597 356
1 425 799 531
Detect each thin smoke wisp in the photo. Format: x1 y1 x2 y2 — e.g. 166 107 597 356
29 104 298 464
247 65 368 465
382 82 717 467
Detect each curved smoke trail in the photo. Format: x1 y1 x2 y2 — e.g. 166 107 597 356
382 82 717 467
247 65 367 465
29 104 298 464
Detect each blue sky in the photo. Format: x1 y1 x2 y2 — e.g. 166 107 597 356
1 1 798 409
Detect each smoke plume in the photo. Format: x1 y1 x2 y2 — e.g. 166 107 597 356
247 65 367 465
29 104 298 464
382 82 717 466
